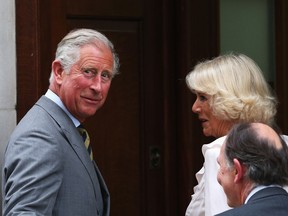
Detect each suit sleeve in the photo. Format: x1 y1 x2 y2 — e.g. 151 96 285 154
3 127 63 216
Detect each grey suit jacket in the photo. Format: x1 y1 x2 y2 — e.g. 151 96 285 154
215 187 288 216
2 96 110 216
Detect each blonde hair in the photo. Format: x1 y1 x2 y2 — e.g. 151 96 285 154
186 53 277 125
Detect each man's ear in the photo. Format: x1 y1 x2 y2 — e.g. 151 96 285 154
233 158 245 183
52 60 64 84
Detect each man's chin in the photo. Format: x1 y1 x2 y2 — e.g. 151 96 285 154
80 109 98 119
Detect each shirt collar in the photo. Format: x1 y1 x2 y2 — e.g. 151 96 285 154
45 89 80 127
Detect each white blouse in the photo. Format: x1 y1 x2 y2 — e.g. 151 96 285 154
185 136 231 216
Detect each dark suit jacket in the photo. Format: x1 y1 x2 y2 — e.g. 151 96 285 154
3 96 110 216
215 187 288 216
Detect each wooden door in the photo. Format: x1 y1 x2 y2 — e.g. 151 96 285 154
16 0 179 215
19 0 288 215
16 0 222 214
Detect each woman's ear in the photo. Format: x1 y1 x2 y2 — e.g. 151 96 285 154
51 60 64 84
233 158 245 183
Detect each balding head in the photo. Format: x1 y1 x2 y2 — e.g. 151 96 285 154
223 122 288 186
251 122 283 150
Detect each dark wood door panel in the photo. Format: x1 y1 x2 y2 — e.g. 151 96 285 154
67 19 142 216
66 0 142 17
275 0 288 133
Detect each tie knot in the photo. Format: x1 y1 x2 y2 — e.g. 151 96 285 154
77 125 88 142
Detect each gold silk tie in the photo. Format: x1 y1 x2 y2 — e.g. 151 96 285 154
77 125 93 161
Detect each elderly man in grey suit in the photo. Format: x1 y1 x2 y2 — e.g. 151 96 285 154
216 122 288 216
2 28 119 216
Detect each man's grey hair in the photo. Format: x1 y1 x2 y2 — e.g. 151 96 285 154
49 28 120 83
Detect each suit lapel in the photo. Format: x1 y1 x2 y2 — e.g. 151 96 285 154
36 96 106 202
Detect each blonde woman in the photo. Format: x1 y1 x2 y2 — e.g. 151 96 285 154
185 53 287 216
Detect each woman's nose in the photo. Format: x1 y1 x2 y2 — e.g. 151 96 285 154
192 100 200 113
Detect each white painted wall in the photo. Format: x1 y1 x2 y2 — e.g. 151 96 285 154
0 0 17 209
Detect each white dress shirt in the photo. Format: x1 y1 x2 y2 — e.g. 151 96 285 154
45 89 80 127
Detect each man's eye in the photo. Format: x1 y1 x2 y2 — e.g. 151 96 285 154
83 69 95 78
101 71 112 81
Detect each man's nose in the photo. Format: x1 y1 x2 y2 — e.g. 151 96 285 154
90 75 102 91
